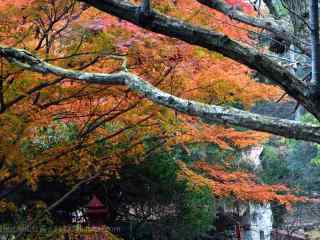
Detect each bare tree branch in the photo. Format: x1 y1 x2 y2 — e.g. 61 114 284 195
1 45 320 143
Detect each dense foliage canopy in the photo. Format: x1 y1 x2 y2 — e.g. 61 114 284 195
0 0 316 239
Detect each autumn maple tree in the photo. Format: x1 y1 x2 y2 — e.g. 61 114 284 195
0 0 308 235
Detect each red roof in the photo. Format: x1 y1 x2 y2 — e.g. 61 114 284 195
87 195 105 209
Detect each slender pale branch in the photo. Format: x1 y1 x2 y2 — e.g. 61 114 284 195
15 173 100 240
1 45 320 143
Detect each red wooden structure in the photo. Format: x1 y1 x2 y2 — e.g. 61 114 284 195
86 195 108 226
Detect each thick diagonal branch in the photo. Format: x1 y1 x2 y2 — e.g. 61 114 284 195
1 45 320 143
79 0 320 120
196 0 309 55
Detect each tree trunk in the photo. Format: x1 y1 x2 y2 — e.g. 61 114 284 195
310 0 320 88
